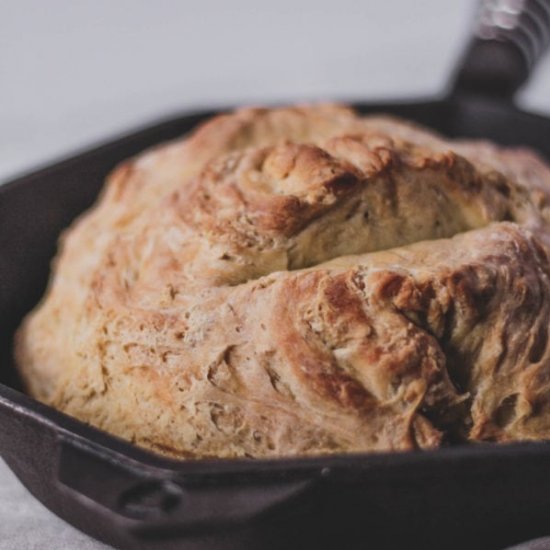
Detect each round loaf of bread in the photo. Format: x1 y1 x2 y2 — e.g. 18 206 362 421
15 105 550 458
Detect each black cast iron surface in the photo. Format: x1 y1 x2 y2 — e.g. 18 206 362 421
2 1 550 547
1 95 550 550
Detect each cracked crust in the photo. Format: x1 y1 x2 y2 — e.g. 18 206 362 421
14 104 550 458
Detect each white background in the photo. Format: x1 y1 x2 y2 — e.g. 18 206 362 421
1 0 550 547
1 0 550 183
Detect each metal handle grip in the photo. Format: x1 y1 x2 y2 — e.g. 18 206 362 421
452 0 550 98
56 438 316 535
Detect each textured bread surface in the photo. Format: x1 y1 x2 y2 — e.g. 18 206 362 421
15 104 550 458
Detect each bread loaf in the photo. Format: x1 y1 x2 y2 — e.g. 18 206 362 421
15 105 550 458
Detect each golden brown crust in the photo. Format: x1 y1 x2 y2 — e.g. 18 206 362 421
14 104 550 458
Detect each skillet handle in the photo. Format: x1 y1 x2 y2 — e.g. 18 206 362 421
452 0 550 99
56 437 317 535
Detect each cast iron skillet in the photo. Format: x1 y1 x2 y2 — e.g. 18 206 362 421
1 2 550 549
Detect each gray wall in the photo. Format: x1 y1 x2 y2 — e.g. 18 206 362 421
1 0 549 182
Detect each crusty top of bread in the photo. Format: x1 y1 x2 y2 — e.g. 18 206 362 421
15 105 550 458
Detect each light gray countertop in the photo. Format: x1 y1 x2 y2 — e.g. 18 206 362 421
1 0 550 548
